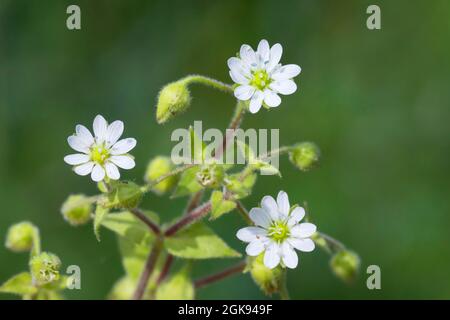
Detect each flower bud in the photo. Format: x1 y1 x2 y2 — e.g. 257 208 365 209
61 194 93 226
330 250 360 284
145 156 178 195
5 221 37 252
107 181 142 209
156 81 191 124
288 142 320 171
29 252 61 285
248 255 283 295
196 163 224 189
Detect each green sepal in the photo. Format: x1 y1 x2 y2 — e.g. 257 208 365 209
210 191 236 220
172 166 203 198
0 272 37 296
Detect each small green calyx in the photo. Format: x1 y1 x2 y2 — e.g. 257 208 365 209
268 221 290 242
29 252 61 286
5 221 37 252
330 250 360 284
196 163 224 188
289 142 320 172
156 81 191 124
248 254 283 295
250 70 271 91
61 194 93 226
90 144 109 165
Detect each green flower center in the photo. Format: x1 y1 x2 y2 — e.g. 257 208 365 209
268 221 290 243
250 70 271 90
91 144 109 164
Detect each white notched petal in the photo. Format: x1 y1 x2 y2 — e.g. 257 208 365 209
246 240 265 256
288 237 315 252
271 64 301 81
249 207 272 228
267 43 283 72
257 39 270 63
281 242 299 269
263 89 281 108
249 90 264 114
277 191 290 217
234 85 255 101
261 195 279 220
93 115 108 142
91 164 105 182
229 70 249 85
75 124 94 146
109 155 135 169
291 223 317 238
67 135 89 153
73 161 94 176
227 57 250 76
106 120 124 146
264 242 281 269
239 44 257 67
110 138 137 155
287 207 306 227
105 162 120 180
236 226 267 242
64 154 90 165
269 80 297 95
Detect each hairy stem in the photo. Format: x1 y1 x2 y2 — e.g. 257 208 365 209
142 164 195 193
258 146 293 161
155 254 174 286
235 201 253 224
184 190 204 215
182 75 234 94
315 232 346 254
194 261 246 289
164 201 212 237
129 207 161 235
133 237 163 300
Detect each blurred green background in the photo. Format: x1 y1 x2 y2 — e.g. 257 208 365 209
1 0 450 299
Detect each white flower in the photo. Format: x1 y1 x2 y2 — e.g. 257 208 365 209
64 115 136 182
228 39 301 114
236 191 316 269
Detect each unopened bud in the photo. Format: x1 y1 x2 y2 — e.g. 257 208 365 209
248 255 283 295
289 142 320 171
156 81 191 124
61 194 93 226
330 250 360 284
29 252 61 285
5 221 37 252
145 156 178 195
196 163 224 188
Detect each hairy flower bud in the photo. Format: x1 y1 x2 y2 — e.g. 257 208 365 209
330 250 360 284
289 142 320 171
156 81 191 124
29 252 61 285
5 221 37 252
61 194 93 226
145 156 178 195
248 255 283 295
196 163 224 188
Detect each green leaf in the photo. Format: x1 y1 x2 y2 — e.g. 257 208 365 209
164 222 241 259
102 211 159 238
103 181 143 209
253 160 281 176
172 166 203 198
156 265 194 300
210 191 236 220
94 204 109 241
0 272 37 296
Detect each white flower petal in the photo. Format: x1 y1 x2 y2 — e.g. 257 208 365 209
249 207 272 228
67 135 89 153
272 64 301 81
73 161 94 176
288 237 315 252
277 191 290 217
257 39 270 64
110 138 137 155
75 124 94 146
281 242 298 269
267 43 283 72
91 164 105 182
93 115 108 142
261 196 279 221
249 90 264 114
246 240 265 256
269 80 297 95
291 223 317 238
236 226 267 242
263 90 281 108
234 85 255 101
239 44 257 67
264 242 281 269
229 70 249 85
105 162 120 180
287 207 306 227
109 155 135 169
228 57 250 76
106 120 124 147
64 154 90 165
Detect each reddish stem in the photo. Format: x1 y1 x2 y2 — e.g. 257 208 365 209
194 261 246 289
